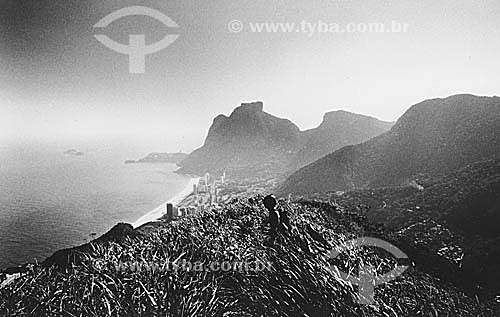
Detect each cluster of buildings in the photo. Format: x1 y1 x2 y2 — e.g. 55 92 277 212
164 203 196 220
163 172 226 221
193 172 225 205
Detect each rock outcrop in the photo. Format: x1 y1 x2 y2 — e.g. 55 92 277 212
176 101 301 178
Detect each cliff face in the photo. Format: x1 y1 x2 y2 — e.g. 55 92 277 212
279 94 500 195
291 110 393 170
176 102 301 177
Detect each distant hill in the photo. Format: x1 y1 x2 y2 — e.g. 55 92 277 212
63 149 83 156
279 94 500 195
177 102 391 179
291 110 393 170
176 101 301 178
125 152 188 165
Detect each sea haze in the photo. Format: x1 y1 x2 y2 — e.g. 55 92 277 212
0 140 189 268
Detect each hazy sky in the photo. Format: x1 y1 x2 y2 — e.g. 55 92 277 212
1 0 499 151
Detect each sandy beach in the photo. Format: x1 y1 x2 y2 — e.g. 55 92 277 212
132 176 200 228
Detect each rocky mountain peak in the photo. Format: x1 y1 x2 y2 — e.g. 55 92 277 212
231 101 264 115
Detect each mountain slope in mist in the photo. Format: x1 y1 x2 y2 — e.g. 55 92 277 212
278 94 500 195
177 102 392 178
291 110 393 170
176 101 301 177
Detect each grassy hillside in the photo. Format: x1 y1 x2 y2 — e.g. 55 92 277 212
1 199 497 316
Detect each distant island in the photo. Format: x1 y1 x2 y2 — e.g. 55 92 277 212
63 149 84 156
125 152 188 165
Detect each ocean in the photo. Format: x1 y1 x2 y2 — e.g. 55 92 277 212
0 140 190 268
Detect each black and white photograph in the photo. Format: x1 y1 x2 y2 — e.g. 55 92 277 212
1 0 500 315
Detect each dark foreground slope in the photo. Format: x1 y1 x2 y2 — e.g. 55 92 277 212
279 94 500 195
315 158 500 298
1 199 497 316
369 158 500 238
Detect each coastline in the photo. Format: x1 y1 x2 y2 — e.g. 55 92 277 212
132 176 200 228
1 175 200 287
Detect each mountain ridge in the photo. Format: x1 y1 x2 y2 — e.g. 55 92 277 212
291 109 393 170
278 94 500 195
177 101 392 178
176 101 301 178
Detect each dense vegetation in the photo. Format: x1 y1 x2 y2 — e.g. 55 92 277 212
1 198 497 316
308 158 500 298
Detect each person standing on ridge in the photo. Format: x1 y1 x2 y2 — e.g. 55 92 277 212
263 194 280 241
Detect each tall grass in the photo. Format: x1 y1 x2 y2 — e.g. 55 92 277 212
1 199 497 316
